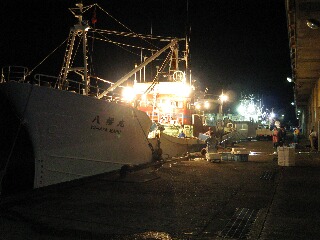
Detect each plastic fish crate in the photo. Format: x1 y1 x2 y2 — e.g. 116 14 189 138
206 153 221 161
220 152 234 161
233 154 249 162
277 146 295 166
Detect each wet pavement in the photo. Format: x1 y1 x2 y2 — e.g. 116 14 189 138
1 138 320 239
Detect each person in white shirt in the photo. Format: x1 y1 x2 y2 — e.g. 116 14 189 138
309 128 317 151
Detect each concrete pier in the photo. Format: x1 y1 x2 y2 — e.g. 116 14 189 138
1 139 320 239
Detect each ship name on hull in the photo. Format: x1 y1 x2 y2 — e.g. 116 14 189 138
90 115 125 134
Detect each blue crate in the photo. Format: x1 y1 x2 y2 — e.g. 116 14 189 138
233 154 249 162
220 152 234 161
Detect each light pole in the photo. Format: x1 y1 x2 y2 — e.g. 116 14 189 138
219 91 228 115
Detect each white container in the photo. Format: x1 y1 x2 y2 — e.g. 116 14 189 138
231 148 250 155
231 147 246 153
206 153 221 161
277 146 295 166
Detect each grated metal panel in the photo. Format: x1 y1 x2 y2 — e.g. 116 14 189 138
260 171 276 180
219 208 258 239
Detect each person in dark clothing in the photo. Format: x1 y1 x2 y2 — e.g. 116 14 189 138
280 126 286 145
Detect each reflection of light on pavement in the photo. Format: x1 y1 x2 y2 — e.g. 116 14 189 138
249 151 266 155
250 151 258 155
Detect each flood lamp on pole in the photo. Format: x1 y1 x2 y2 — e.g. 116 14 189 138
219 91 228 115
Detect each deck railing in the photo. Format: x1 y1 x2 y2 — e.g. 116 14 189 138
0 65 115 98
1 66 28 83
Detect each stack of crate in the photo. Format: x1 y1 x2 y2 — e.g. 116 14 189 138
231 148 250 162
220 152 234 161
233 154 249 162
277 146 295 166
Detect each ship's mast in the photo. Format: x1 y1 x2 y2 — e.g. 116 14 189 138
97 39 179 99
59 3 90 95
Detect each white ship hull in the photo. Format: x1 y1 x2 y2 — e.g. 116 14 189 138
0 81 153 193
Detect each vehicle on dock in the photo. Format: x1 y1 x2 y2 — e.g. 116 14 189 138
255 124 272 140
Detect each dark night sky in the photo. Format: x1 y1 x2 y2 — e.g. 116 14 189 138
0 0 295 121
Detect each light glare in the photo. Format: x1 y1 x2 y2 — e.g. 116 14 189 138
122 87 136 101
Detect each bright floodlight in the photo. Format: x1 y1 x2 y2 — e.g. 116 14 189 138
121 87 136 101
237 105 245 115
248 103 255 114
307 19 320 30
176 83 192 97
220 93 228 102
204 101 210 109
287 77 292 82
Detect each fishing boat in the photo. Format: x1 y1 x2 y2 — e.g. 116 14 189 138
122 38 207 158
0 3 155 195
0 3 209 194
0 3 206 195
